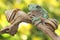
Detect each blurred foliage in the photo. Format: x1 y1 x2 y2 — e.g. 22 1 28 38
0 0 60 40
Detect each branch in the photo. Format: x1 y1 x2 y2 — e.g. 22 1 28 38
0 9 60 40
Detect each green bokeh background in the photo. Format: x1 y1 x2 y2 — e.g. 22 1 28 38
0 0 60 40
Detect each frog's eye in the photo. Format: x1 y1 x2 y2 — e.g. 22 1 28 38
36 6 41 8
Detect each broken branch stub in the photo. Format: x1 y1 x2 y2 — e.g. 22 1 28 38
0 9 31 35
5 9 20 23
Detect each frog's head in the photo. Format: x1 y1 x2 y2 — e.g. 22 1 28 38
28 4 42 11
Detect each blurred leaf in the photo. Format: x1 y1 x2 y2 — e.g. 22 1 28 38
1 33 11 38
3 0 14 5
0 24 2 29
0 14 9 28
